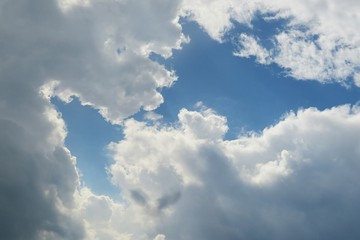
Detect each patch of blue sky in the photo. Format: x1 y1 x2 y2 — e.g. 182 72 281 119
53 19 360 196
52 97 122 197
153 20 360 138
226 11 291 49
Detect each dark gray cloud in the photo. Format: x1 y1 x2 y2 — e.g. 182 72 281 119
0 0 185 239
0 119 84 239
157 191 181 210
0 1 82 238
131 189 149 207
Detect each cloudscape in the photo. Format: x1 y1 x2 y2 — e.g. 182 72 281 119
1 0 360 239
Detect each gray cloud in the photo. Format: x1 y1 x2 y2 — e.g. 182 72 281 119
0 0 185 239
0 117 83 239
131 189 149 207
157 191 181 210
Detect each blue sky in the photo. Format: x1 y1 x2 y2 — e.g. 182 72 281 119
54 20 360 196
2 1 360 239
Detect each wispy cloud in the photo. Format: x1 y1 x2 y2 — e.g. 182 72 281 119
184 0 360 85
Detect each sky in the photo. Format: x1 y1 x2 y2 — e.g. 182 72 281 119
1 0 360 240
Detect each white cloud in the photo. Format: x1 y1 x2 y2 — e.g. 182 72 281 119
354 73 360 87
178 107 228 140
235 30 360 84
57 0 90 12
181 0 360 85
264 0 360 46
233 34 271 64
153 234 166 240
244 150 294 186
144 111 163 122
101 104 360 239
181 0 259 41
2 0 187 124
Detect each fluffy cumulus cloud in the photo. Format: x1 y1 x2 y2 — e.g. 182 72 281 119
181 0 259 41
86 104 360 240
2 0 187 124
182 0 360 85
2 0 360 239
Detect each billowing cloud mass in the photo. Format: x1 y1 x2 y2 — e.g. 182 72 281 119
85 104 360 240
1 0 360 239
4 0 186 124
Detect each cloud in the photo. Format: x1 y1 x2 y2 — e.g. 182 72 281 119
182 0 360 85
144 111 164 122
233 33 271 64
0 95 84 239
234 30 360 84
0 0 186 238
354 73 360 87
178 106 228 140
97 104 360 239
181 0 259 41
153 234 166 240
2 0 187 124
2 0 360 239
